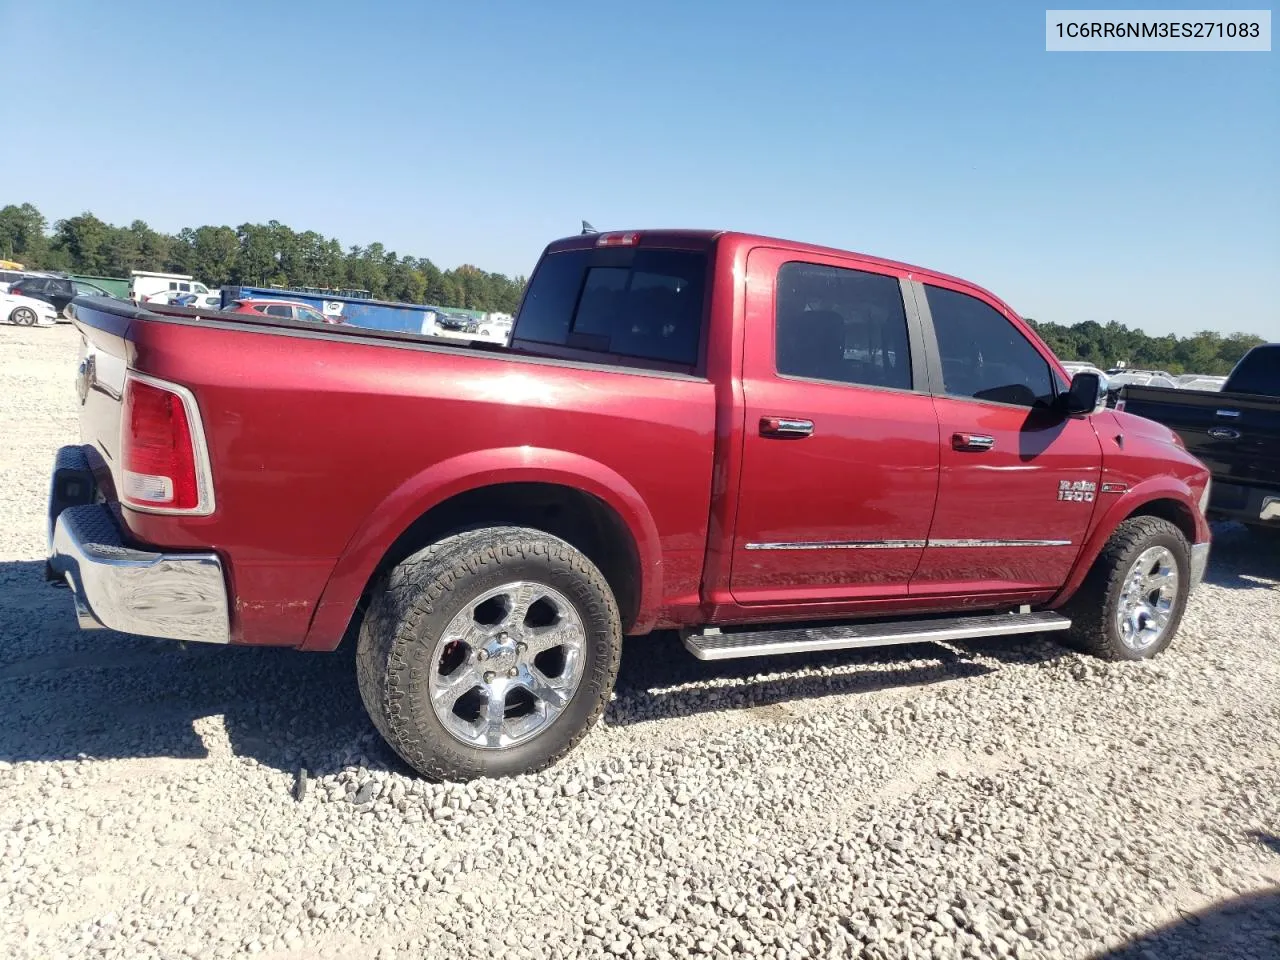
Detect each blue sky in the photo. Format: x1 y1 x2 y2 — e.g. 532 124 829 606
2 0 1276 338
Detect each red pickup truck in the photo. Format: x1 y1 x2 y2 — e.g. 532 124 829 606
49 229 1211 780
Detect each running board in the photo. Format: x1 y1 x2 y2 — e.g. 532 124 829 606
681 610 1071 661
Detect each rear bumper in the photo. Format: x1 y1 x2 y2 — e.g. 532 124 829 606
46 447 230 644
1209 481 1280 527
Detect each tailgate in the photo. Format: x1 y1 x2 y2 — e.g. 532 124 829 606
1123 385 1280 488
72 299 132 500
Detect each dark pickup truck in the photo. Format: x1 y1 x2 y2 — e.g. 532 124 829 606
1120 343 1280 530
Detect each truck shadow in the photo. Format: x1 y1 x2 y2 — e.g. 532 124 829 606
605 629 1007 727
0 535 1263 781
1202 522 1280 589
0 559 392 777
1089 886 1280 959
0 558 1062 779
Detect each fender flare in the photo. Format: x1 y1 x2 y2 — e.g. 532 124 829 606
1052 474 1206 607
301 446 663 649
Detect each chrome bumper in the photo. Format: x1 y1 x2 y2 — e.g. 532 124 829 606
48 503 231 644
1189 541 1210 592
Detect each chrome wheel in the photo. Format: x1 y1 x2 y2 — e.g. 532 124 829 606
428 581 586 749
1116 546 1180 652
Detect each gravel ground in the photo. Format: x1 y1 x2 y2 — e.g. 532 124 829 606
1 323 1278 960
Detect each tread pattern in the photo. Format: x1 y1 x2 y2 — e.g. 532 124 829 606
356 526 622 781
1063 516 1190 661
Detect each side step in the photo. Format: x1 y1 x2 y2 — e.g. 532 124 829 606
681 610 1071 661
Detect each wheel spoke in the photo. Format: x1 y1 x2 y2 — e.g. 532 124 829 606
483 685 507 747
523 619 581 655
431 664 481 710
438 618 486 649
502 582 546 630
521 665 572 709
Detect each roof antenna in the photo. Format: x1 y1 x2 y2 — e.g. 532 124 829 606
580 220 598 235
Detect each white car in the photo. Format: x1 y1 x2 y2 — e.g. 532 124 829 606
145 291 222 309
1 292 58 327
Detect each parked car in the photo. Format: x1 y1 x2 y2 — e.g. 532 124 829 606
1177 377 1227 392
154 291 222 309
1060 361 1106 379
1105 371 1179 406
225 298 344 324
0 268 50 293
50 228 1211 781
1 291 58 327
8 276 114 319
476 314 514 340
1109 367 1174 380
1118 343 1279 531
431 311 477 333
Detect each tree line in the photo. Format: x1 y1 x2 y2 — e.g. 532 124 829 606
1025 318 1265 376
1 201 1266 370
0 202 527 313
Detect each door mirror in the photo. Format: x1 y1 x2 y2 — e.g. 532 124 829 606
1064 371 1108 416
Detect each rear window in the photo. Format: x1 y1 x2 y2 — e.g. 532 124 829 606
1226 345 1280 396
515 247 707 367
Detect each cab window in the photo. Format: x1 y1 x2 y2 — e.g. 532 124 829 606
775 262 913 390
925 285 1055 407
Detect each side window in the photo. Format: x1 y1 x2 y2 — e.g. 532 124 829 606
925 285 1054 407
263 304 293 318
775 262 913 390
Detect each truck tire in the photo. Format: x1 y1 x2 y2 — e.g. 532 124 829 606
356 526 622 780
1062 516 1191 660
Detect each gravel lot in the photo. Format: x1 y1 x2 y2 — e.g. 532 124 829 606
1 323 1278 960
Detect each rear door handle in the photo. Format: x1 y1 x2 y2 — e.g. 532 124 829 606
952 432 995 451
760 416 814 438
1216 409 1241 419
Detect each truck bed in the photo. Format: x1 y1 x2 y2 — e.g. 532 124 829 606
68 296 717 647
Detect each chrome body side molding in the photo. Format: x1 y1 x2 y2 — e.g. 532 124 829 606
744 539 927 551
745 538 1072 551
925 538 1073 548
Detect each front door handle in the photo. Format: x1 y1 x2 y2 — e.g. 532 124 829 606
1216 409 1241 419
760 416 814 438
952 432 995 451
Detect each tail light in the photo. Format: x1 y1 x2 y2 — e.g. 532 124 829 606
121 373 214 514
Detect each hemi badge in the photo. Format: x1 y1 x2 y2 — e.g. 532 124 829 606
1101 482 1128 494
